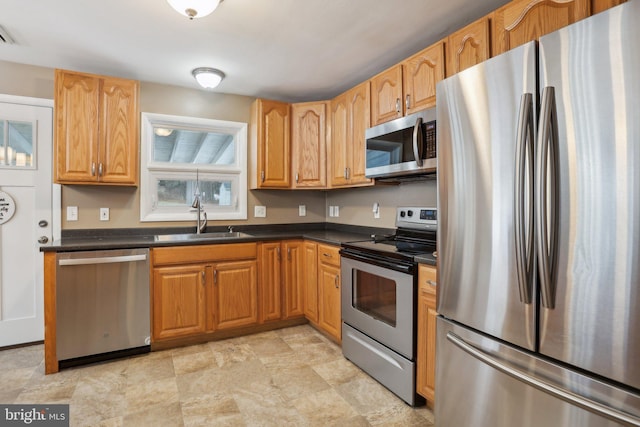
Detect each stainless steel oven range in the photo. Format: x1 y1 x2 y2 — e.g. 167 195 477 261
340 207 436 406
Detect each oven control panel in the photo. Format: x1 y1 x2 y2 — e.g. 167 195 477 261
396 207 437 230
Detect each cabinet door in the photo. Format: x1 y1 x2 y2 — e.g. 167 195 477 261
214 260 258 330
152 264 207 341
318 263 341 342
303 241 319 323
370 65 403 126
99 76 139 185
492 0 590 55
591 0 625 13
291 102 326 188
346 82 373 186
54 69 100 183
417 265 437 404
259 243 282 322
447 18 491 77
252 99 291 188
329 92 350 187
403 41 445 114
283 241 305 319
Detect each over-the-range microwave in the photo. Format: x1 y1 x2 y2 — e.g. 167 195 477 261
365 108 436 180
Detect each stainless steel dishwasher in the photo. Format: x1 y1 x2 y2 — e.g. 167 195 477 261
56 248 150 367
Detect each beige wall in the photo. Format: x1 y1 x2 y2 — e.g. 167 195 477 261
1 60 435 231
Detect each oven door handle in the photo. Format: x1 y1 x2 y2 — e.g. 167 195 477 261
340 251 413 274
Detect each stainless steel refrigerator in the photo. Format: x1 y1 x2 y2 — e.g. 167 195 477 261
436 2 640 426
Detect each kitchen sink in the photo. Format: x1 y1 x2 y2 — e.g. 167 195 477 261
154 231 253 242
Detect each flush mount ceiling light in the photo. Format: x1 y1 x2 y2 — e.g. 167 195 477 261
192 67 225 89
167 0 222 20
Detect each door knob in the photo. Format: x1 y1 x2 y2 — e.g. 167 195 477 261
38 236 49 244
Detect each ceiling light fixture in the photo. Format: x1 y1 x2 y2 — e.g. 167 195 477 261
192 67 225 89
167 0 222 20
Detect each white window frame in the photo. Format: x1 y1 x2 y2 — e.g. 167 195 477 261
140 112 248 222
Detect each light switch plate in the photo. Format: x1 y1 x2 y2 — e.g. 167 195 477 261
298 205 306 216
66 206 78 221
100 207 110 221
254 205 267 218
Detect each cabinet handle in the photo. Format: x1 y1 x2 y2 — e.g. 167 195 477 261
91 162 96 176
276 246 281 261
295 172 299 183
334 274 339 289
261 170 265 182
344 168 348 179
323 252 332 258
395 98 401 114
201 270 206 286
287 247 291 261
98 163 104 177
214 269 218 285
346 168 351 180
427 280 437 287
405 94 411 110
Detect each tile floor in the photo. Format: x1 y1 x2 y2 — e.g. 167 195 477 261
0 325 435 426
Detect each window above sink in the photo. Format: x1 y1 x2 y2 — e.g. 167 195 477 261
140 113 248 222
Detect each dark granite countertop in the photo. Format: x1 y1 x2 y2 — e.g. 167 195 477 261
414 253 437 267
40 223 389 252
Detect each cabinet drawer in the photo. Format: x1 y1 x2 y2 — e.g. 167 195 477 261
153 243 257 266
418 264 437 296
317 243 341 267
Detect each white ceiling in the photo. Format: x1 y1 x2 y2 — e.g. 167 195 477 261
0 0 509 102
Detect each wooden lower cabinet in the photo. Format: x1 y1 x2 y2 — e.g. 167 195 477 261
151 243 259 342
153 264 207 340
317 243 342 342
214 260 258 330
417 264 438 406
303 241 319 323
283 240 305 319
258 240 305 323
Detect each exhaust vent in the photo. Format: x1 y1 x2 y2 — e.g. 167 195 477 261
0 25 15 44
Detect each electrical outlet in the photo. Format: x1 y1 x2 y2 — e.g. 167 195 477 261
66 206 78 221
329 206 335 217
298 205 306 216
100 207 110 221
334 206 340 217
254 205 267 218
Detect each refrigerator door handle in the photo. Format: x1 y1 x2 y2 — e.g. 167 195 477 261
535 86 559 309
412 116 424 167
514 92 535 304
447 332 640 427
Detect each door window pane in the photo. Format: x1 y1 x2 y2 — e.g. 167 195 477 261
0 120 34 168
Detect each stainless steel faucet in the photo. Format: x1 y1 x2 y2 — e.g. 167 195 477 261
192 170 207 234
191 193 207 234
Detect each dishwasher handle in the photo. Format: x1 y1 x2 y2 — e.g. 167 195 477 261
58 254 147 266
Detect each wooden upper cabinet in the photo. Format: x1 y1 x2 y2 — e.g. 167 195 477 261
54 69 139 185
329 82 373 188
291 101 327 188
590 0 625 14
447 17 491 77
370 65 403 126
492 0 590 55
370 41 445 125
402 41 445 114
329 92 349 187
250 98 291 189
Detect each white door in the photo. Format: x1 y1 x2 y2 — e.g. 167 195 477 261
0 95 58 347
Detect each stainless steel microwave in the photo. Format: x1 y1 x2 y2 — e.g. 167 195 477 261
365 108 436 179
